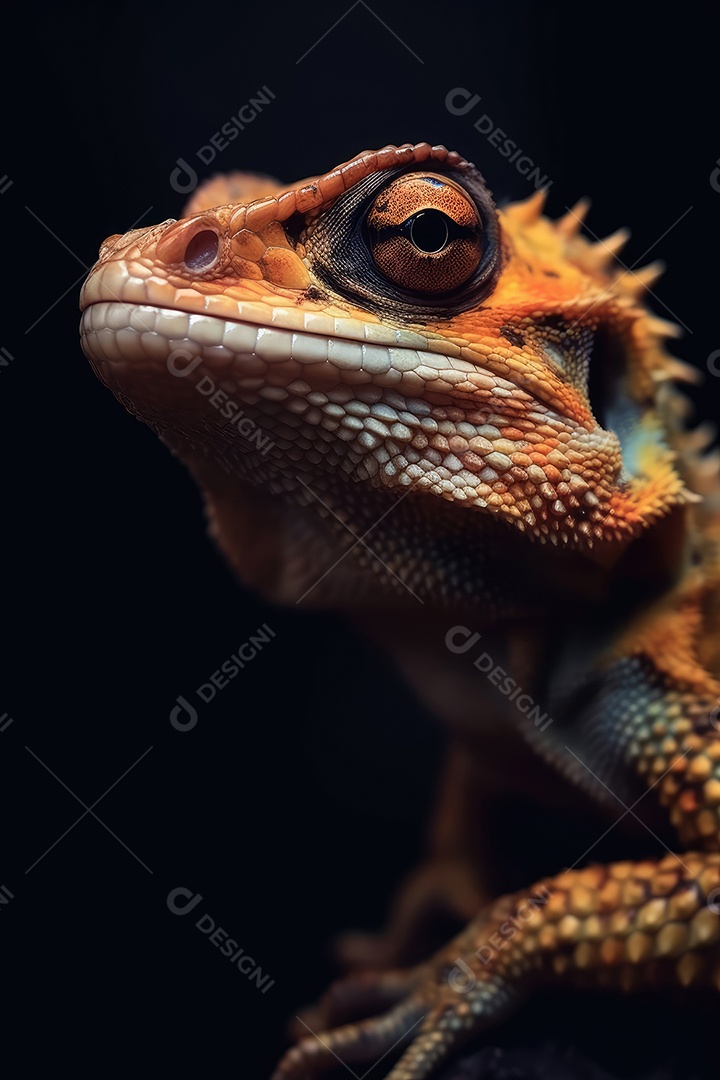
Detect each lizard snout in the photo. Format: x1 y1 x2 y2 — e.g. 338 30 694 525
99 233 123 258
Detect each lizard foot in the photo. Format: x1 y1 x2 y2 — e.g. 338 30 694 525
273 892 519 1079
272 855 720 1080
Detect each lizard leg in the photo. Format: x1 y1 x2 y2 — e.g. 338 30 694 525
336 744 490 970
272 854 720 1080
277 587 720 1079
335 860 486 972
296 891 524 1036
290 969 422 1037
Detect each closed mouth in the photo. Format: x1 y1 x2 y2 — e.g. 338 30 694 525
79 300 526 405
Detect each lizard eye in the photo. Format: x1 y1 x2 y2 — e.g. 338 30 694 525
366 174 483 293
305 161 501 320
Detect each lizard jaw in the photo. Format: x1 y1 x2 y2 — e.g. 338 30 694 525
81 297 631 546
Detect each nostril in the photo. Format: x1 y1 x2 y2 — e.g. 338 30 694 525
184 229 220 270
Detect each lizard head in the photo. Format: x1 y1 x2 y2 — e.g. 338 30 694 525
80 142 696 608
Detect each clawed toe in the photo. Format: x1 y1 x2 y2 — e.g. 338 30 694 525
273 1000 426 1079
289 968 422 1040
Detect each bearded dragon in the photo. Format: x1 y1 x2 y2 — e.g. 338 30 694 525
79 142 720 1079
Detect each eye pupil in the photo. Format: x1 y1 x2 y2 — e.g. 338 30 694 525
363 172 489 297
409 210 450 253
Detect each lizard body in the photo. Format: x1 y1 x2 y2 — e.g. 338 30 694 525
79 143 720 1078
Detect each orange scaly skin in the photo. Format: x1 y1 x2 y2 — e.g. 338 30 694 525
80 143 720 1078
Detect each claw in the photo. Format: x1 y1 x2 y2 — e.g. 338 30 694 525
274 856 720 1078
273 1000 426 1079
385 987 518 1080
289 969 422 1039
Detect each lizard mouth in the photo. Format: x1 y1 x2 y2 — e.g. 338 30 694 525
80 294 595 417
79 297 559 449
79 291 631 537
79 289 685 551
79 299 480 395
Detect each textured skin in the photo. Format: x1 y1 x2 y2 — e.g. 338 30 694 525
79 143 720 1078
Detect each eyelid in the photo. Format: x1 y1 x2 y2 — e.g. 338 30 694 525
366 173 480 232
305 163 502 321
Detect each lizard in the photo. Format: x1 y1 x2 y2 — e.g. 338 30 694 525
79 142 720 1079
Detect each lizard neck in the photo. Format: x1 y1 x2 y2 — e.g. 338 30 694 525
182 447 688 618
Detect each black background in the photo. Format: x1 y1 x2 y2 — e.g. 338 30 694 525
3 3 719 1077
